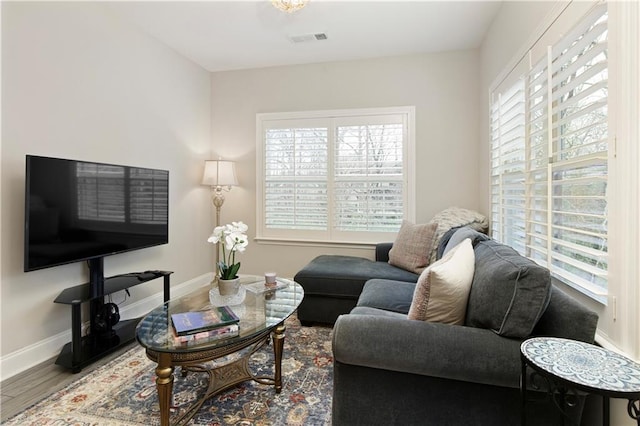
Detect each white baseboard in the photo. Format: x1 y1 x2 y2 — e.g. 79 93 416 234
0 272 213 383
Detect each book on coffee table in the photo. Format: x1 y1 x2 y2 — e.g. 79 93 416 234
171 306 239 336
172 323 239 346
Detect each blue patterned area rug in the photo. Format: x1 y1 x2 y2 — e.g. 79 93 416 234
5 316 333 425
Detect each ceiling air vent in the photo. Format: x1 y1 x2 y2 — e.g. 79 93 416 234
288 33 328 43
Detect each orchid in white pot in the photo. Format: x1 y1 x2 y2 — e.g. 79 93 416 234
207 221 249 280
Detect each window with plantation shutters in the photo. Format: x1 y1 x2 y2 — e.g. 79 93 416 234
491 4 608 302
257 107 415 244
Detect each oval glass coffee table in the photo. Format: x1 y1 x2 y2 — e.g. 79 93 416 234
136 276 304 426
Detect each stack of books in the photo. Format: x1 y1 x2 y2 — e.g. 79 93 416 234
170 306 240 346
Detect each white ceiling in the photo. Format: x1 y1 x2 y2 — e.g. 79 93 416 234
106 0 502 73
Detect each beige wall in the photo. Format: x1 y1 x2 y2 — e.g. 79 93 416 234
1 2 212 362
478 0 559 215
210 51 482 278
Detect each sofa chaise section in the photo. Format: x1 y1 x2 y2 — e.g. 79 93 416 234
293 252 418 325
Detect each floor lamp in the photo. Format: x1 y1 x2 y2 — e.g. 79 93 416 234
202 159 239 275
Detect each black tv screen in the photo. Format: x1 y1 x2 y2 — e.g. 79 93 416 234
24 155 169 272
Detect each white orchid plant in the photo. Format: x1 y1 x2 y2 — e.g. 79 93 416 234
207 221 249 280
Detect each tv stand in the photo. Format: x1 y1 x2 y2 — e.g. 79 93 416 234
54 263 173 373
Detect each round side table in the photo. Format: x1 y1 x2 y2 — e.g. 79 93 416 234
520 337 640 426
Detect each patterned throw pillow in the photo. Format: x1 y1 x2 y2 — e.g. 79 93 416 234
407 238 475 325
388 220 438 274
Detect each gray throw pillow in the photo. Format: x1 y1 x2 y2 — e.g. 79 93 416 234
442 226 489 257
465 240 551 338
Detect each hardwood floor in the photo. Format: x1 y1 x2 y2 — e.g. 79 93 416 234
0 341 138 422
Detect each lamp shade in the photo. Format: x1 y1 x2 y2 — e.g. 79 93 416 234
201 160 238 187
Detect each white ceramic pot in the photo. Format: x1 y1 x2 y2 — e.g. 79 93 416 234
218 277 241 295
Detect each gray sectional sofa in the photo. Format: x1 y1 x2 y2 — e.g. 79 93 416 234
297 226 600 425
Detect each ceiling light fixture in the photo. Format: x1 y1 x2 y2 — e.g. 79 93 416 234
271 0 309 13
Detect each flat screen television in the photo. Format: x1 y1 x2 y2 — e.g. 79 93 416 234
24 155 169 272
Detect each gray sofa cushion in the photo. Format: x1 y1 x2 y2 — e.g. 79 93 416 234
435 226 460 260
350 306 408 320
533 286 599 343
333 313 523 389
356 279 416 314
465 240 552 338
443 226 490 257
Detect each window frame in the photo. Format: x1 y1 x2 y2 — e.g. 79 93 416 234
256 106 416 245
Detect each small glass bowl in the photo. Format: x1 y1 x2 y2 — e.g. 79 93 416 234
209 285 246 307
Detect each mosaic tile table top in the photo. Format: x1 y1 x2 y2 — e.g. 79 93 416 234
521 337 640 395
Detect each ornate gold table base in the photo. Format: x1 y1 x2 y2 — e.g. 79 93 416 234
146 324 286 426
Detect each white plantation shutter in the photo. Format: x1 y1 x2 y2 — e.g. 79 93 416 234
491 4 608 301
258 108 414 243
547 5 608 298
264 126 328 231
526 58 550 267
334 119 404 232
490 78 526 254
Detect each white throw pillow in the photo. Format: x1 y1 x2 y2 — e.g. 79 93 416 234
407 238 475 325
